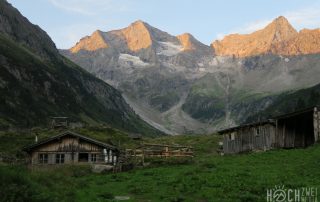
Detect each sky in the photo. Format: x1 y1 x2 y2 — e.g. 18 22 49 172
7 0 320 49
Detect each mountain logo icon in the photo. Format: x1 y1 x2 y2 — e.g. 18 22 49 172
272 185 286 202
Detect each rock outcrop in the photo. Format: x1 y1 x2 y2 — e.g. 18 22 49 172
274 28 320 55
70 30 109 53
177 33 199 51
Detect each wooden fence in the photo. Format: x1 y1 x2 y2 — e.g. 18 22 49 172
125 143 193 159
0 153 26 165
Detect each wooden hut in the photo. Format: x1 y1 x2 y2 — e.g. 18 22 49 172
219 106 320 154
128 133 142 140
50 117 69 129
220 121 276 154
23 131 119 166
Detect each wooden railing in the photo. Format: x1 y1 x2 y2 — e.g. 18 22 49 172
125 143 194 158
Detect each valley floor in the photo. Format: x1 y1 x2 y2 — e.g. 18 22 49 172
0 129 320 202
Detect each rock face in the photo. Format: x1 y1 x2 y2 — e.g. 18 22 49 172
119 20 153 52
212 16 320 57
62 16 320 134
177 33 206 51
70 30 109 53
0 0 161 136
275 29 320 55
211 16 299 57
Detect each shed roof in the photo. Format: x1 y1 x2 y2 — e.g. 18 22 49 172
273 106 318 120
218 105 319 134
23 131 117 152
218 120 275 134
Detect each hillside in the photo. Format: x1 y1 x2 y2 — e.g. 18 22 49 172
245 82 320 123
0 1 161 136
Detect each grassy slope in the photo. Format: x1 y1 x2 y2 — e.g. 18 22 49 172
246 83 320 122
182 73 271 122
1 130 320 201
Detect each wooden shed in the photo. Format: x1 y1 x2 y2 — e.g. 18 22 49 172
274 106 320 148
219 106 320 154
23 131 119 166
220 121 276 154
50 117 68 129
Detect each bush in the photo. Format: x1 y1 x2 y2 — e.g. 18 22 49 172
0 166 51 202
98 192 114 200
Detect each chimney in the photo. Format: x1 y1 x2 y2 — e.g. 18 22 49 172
35 134 38 143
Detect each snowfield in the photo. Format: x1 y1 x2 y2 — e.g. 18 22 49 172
119 53 149 66
157 41 183 56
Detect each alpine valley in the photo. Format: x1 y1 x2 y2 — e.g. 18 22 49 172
62 16 320 134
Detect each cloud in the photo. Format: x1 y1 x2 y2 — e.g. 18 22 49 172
236 19 272 34
284 5 320 29
48 0 130 15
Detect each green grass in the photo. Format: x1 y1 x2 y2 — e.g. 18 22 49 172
1 130 320 202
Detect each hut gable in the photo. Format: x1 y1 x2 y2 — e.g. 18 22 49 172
23 131 118 165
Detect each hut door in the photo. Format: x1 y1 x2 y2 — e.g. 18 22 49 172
79 153 89 162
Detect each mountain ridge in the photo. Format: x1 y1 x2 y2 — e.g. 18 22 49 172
212 16 320 57
69 20 210 56
69 16 320 58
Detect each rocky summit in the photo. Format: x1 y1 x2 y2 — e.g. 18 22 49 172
62 16 320 135
212 16 320 57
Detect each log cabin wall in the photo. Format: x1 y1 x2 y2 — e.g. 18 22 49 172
223 123 275 154
29 135 117 165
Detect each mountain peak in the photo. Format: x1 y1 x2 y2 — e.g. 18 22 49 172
120 20 153 51
263 16 297 42
70 30 108 53
177 33 197 51
131 20 147 26
272 16 289 24
211 16 299 57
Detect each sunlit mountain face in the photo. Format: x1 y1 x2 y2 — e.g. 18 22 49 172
62 16 320 134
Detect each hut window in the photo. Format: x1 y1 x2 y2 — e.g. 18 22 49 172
38 153 48 164
91 154 97 162
255 128 260 137
229 133 235 141
55 154 65 164
79 153 89 162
